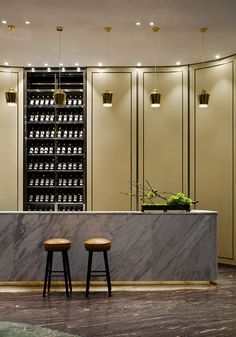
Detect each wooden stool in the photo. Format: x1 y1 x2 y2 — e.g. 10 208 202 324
43 238 72 297
84 237 112 297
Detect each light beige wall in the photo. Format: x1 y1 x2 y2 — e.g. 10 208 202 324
0 67 24 211
87 68 137 211
87 66 188 211
138 67 189 205
190 57 236 265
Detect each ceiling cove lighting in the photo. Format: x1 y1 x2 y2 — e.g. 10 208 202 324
198 27 210 108
98 62 103 66
150 26 161 108
2 20 7 24
176 61 181 66
102 26 113 107
25 21 30 25
137 62 141 67
136 22 141 26
4 62 9 66
215 54 220 59
5 25 17 106
149 22 154 26
53 26 66 106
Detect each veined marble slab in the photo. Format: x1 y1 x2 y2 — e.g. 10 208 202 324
0 211 217 281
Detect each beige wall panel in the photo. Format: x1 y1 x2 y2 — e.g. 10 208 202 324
0 68 24 211
138 68 188 203
190 60 234 261
87 69 136 211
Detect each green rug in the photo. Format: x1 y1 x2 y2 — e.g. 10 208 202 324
0 322 79 337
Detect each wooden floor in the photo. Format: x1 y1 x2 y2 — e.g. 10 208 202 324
0 265 235 337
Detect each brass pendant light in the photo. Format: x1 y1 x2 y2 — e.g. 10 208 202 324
54 26 66 106
5 25 17 106
102 89 113 107
6 88 17 106
198 27 210 108
150 26 161 108
102 26 113 107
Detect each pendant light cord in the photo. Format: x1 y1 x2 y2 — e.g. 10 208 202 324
106 30 109 88
10 31 13 87
202 30 205 85
104 27 111 88
8 25 15 88
200 27 207 88
58 29 61 89
154 30 158 89
56 26 64 90
152 26 159 90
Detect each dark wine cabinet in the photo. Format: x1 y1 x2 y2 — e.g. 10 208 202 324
24 69 86 212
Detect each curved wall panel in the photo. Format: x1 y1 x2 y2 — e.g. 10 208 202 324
0 67 24 211
190 57 236 265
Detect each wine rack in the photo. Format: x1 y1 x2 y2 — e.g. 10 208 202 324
24 69 86 212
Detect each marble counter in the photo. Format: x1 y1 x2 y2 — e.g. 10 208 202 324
0 210 217 281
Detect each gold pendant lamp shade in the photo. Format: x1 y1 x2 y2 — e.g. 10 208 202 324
102 89 113 107
6 88 17 106
102 26 113 107
198 27 210 108
5 25 17 106
198 89 210 108
54 26 66 106
150 89 161 107
53 89 66 105
150 26 161 108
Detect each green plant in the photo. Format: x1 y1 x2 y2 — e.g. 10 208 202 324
166 192 192 207
121 180 197 207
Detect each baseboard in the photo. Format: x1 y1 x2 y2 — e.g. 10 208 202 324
0 280 216 293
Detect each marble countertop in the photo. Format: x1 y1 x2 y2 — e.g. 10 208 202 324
0 208 217 281
0 210 218 214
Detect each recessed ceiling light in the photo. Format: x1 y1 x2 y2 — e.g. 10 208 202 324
176 61 181 66
4 62 9 66
136 22 141 26
28 63 32 66
215 54 220 59
137 62 141 67
75 62 79 66
149 22 154 26
25 21 30 25
62 67 65 72
77 67 81 72
44 63 48 66
59 63 63 66
98 62 103 67
2 20 7 24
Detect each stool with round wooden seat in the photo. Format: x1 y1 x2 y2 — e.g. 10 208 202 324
84 237 112 297
43 238 72 297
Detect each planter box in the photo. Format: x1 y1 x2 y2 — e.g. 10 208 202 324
141 204 190 212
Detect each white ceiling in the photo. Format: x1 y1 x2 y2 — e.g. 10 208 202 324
0 0 236 67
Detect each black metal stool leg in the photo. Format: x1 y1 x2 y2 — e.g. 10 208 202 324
43 251 50 297
86 251 93 297
47 251 53 294
65 250 72 293
103 251 112 297
62 251 69 297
